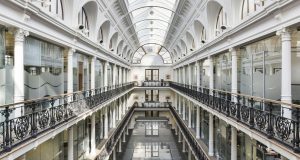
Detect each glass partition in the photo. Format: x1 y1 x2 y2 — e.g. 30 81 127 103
239 36 281 101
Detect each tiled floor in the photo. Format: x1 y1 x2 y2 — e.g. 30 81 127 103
118 121 186 160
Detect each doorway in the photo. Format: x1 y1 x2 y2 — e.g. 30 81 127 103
145 69 159 81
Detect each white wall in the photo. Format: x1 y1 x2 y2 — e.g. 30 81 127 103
131 66 172 85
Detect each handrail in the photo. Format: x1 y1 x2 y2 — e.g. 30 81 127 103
167 103 210 160
0 83 133 109
178 83 300 109
134 101 171 108
0 82 134 154
170 82 300 153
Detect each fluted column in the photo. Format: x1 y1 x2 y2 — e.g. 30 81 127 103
208 56 214 92
277 28 293 118
231 126 237 160
182 99 186 120
196 106 200 139
90 57 96 90
90 113 96 154
103 61 108 87
188 64 192 86
196 61 201 91
112 64 117 87
208 113 214 156
188 101 192 128
68 126 74 160
104 107 108 139
112 101 116 128
118 67 122 85
14 29 29 105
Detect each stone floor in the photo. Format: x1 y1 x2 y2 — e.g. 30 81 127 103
117 121 187 160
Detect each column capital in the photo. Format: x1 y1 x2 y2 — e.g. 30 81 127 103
276 27 296 40
14 28 29 42
68 48 76 56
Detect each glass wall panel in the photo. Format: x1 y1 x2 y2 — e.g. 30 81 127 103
24 36 64 99
291 30 300 103
0 27 14 105
214 52 232 91
202 59 210 88
239 36 281 101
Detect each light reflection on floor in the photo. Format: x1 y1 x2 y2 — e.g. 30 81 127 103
120 121 183 160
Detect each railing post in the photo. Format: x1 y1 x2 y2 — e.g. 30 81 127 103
236 95 241 122
249 98 255 129
294 108 300 152
267 102 274 139
31 103 37 138
2 106 12 152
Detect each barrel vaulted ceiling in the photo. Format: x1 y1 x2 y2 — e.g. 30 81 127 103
109 0 197 64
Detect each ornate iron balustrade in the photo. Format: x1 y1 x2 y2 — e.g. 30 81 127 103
0 82 134 154
139 81 170 87
168 102 209 160
170 82 300 152
134 101 171 108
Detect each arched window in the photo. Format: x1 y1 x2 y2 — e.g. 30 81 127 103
215 8 227 36
201 28 206 44
78 8 89 36
56 0 64 19
242 0 265 19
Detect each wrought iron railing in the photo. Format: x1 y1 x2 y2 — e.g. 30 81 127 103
140 81 170 87
170 82 300 152
168 102 209 160
0 82 134 154
104 105 135 155
134 101 171 108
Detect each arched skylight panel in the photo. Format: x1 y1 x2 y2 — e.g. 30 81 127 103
242 0 265 19
127 0 177 11
139 34 164 42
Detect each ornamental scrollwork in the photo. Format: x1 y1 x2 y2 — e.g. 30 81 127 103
13 116 30 140
275 116 292 141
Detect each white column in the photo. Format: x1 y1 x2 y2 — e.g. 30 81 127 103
118 139 122 152
112 102 116 128
122 132 126 142
208 113 214 156
182 99 186 120
112 149 117 160
231 48 238 95
178 131 182 142
112 64 117 87
188 101 192 128
201 109 204 139
174 93 178 110
182 139 186 152
188 147 192 160
68 126 74 160
277 28 292 118
122 68 126 83
182 66 186 84
231 126 237 160
118 67 122 85
196 61 201 90
122 96 126 114
119 98 122 120
188 64 192 86
90 113 96 154
67 49 74 93
103 61 108 87
100 110 103 139
196 106 200 139
91 57 96 90
208 56 214 91
104 107 108 139
13 29 29 105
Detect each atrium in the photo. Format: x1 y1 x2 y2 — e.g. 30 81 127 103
0 0 300 160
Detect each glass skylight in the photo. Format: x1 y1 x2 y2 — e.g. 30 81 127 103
126 0 177 64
